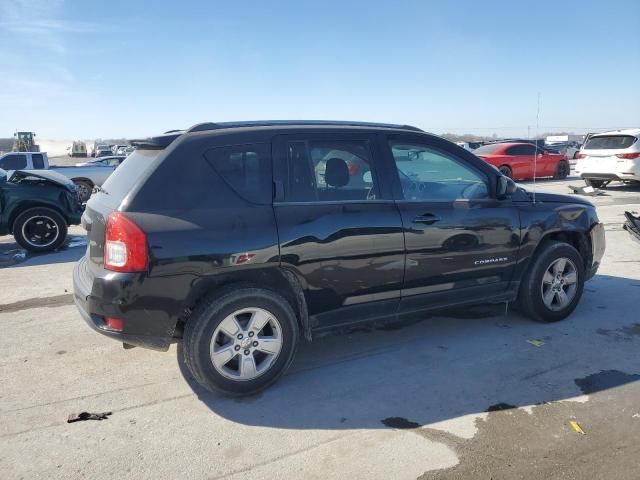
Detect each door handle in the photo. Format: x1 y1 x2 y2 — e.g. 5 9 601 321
412 214 441 225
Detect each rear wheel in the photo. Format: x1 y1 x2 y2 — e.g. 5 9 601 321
517 241 585 323
499 165 512 178
13 207 67 252
554 161 569 179
183 286 299 396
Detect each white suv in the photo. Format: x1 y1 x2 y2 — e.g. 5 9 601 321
575 129 640 187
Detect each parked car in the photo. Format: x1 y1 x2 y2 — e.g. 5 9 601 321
95 147 114 158
473 142 569 180
546 141 581 160
73 120 605 396
623 211 640 245
0 168 83 252
575 129 640 188
0 151 124 202
70 141 88 158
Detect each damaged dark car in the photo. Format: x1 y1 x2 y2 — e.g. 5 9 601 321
73 121 606 396
624 211 640 245
0 168 83 252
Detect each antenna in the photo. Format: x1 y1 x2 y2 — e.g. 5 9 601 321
532 93 541 203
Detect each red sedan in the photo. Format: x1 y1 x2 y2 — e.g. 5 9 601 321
473 142 569 180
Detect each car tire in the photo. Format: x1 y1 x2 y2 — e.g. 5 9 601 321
183 286 299 396
554 161 569 179
499 165 512 178
12 207 68 253
74 180 93 202
517 241 585 323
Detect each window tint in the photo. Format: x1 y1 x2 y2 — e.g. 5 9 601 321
31 153 44 169
204 143 271 204
389 141 488 201
584 135 637 150
283 139 378 202
506 144 536 155
0 154 27 170
473 144 503 155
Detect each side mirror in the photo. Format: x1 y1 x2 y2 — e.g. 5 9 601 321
496 175 517 199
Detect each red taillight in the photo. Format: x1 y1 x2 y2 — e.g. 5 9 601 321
616 152 640 159
575 153 586 159
105 317 123 331
104 212 148 272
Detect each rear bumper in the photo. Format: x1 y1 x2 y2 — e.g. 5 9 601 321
73 256 177 351
580 173 640 182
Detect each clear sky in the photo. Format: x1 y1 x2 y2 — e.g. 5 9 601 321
1 0 639 139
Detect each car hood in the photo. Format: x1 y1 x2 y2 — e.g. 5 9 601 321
518 187 594 206
9 169 76 191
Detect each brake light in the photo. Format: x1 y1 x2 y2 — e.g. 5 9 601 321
616 152 640 159
575 153 586 159
104 212 148 272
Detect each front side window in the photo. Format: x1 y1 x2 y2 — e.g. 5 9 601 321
389 141 488 201
0 154 27 170
284 139 378 202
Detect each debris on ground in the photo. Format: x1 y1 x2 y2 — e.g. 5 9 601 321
568 185 605 196
623 211 640 245
569 420 586 435
527 339 545 347
67 411 112 423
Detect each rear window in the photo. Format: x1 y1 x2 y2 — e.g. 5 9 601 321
473 144 502 155
99 149 162 208
584 135 637 150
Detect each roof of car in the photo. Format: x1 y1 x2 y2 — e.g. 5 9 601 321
130 120 426 149
590 128 640 137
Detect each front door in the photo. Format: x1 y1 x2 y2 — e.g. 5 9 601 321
383 135 521 313
272 132 405 330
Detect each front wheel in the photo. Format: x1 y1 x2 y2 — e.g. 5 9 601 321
13 207 68 252
517 241 585 323
183 287 299 396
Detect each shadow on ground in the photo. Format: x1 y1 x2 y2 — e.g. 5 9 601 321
176 274 640 433
0 235 85 268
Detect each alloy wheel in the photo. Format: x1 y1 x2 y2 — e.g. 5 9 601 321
540 257 578 311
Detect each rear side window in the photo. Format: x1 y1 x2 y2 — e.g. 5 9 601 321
0 154 27 170
283 139 379 202
32 154 44 169
506 144 536 155
584 135 637 150
204 144 271 204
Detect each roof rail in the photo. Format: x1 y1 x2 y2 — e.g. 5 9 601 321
184 120 423 133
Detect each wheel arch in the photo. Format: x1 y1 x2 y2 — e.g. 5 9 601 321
70 177 94 186
178 267 311 342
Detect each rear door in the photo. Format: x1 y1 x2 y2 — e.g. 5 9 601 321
272 132 405 330
383 134 521 313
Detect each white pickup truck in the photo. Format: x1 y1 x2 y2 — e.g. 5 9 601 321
0 151 126 202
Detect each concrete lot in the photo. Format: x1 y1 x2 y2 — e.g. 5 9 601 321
1 177 639 479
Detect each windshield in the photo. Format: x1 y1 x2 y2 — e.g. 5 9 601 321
473 144 503 155
584 135 637 150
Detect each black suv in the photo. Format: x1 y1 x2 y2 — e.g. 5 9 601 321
73 121 605 395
